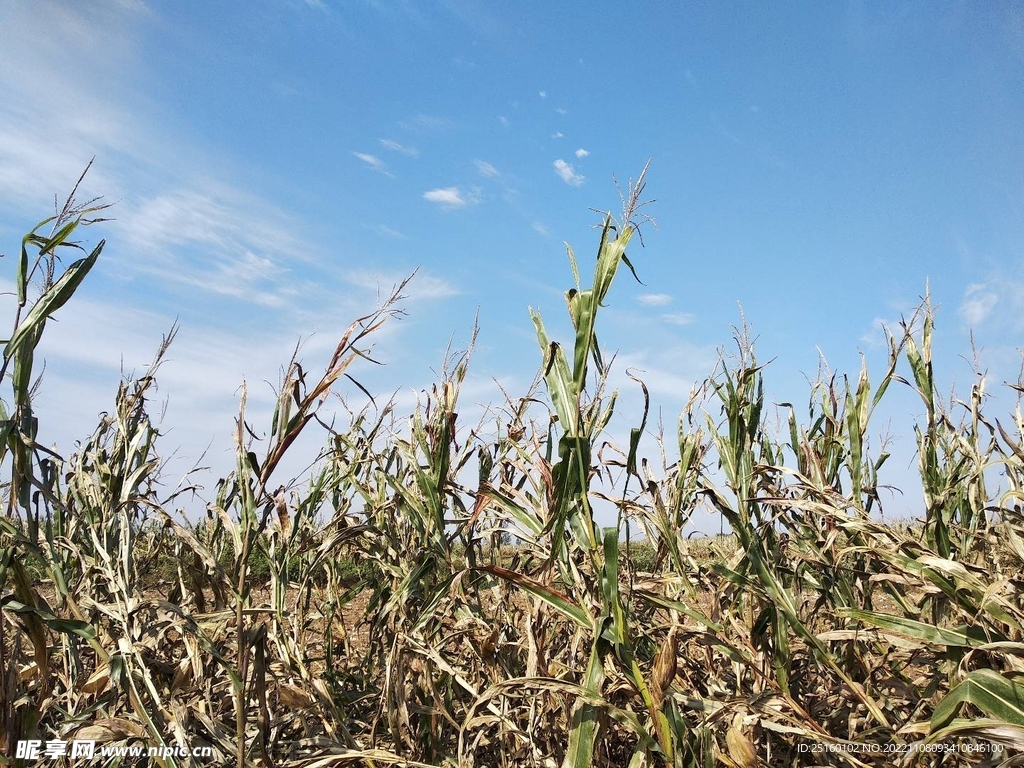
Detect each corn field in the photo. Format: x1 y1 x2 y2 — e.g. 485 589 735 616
2 166 1023 767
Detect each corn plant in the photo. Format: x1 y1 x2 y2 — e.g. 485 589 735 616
3 164 1024 767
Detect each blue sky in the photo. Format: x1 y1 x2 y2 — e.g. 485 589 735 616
1 1 1022 527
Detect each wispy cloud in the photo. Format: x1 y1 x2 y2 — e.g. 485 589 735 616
115 186 314 309
398 113 453 133
531 221 548 236
861 299 922 347
0 107 121 210
353 151 393 177
146 259 287 308
555 107 567 115
379 138 419 157
0 1 348 321
423 186 479 210
270 80 300 99
538 90 547 98
345 269 459 300
498 115 509 126
638 293 672 306
119 188 305 262
439 0 504 40
375 224 407 239
30 290 284 441
661 312 695 326
959 283 999 326
26 280 395 502
553 159 585 187
551 131 564 139
0 1 373 322
0 4 140 211
608 343 718 404
861 316 894 348
0 0 474 505
575 148 589 158
474 159 498 177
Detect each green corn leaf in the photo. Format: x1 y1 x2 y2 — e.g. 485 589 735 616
567 242 580 289
840 609 999 647
626 371 650 478
475 565 591 629
34 217 81 260
932 669 1024 730
634 591 725 632
619 251 643 285
17 215 58 305
600 526 626 647
531 309 577 435
3 599 97 640
481 486 544 536
592 217 631 305
18 234 30 306
564 641 605 768
5 239 103 363
571 288 596 392
923 718 1024 752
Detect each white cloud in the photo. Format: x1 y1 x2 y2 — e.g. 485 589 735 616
531 222 548 236
539 90 547 98
551 131 564 139
637 293 672 306
474 159 498 177
168 253 286 308
575 148 589 158
553 159 585 187
270 80 300 99
40 306 241 424
0 4 141 211
111 186 323 311
959 283 999 326
17 280 351 508
0 2 345 320
375 224 407 239
379 138 419 157
398 114 452 133
0 119 116 211
121 188 295 255
861 316 895 348
499 115 509 126
345 269 459 300
403 272 461 300
0 1 485 516
555 107 567 115
607 344 718 404
661 312 695 326
30 281 424 513
423 186 479 209
353 151 393 176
